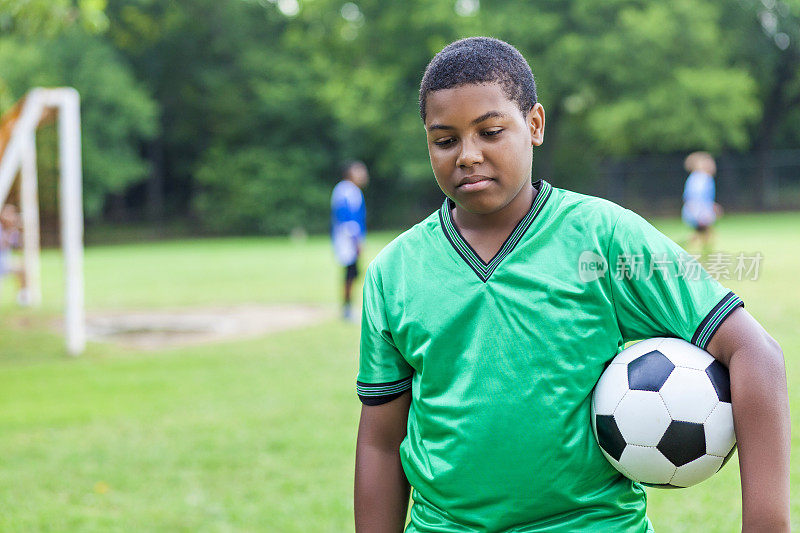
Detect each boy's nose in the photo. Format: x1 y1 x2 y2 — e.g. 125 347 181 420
456 139 484 168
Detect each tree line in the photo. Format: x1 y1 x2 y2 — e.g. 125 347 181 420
1 0 798 235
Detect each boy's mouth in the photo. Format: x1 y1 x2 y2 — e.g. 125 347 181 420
457 175 493 192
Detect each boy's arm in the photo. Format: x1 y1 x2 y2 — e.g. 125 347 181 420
705 307 790 532
355 391 412 533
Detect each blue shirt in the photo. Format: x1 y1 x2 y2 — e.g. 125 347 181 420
682 171 716 227
331 180 366 265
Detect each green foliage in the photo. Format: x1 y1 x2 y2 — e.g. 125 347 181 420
106 0 344 232
718 0 800 146
280 0 764 204
0 0 108 37
587 67 758 153
0 31 156 219
580 1 759 153
1 0 797 232
194 146 329 235
288 0 462 188
477 0 762 157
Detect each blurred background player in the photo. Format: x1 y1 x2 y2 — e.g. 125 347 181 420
330 161 368 320
682 151 722 255
0 204 30 306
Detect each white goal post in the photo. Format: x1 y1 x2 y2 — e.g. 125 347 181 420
0 87 85 355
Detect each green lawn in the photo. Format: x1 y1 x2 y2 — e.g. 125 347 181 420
0 212 798 531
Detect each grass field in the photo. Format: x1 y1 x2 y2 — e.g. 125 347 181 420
0 211 798 531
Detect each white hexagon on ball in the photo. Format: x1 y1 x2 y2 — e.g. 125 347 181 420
704 402 736 456
657 337 713 370
592 363 628 415
659 367 720 423
614 390 671 446
596 446 632 479
670 455 725 488
618 445 676 485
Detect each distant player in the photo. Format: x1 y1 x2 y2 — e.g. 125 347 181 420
682 151 721 255
0 204 30 306
354 38 789 532
331 161 368 320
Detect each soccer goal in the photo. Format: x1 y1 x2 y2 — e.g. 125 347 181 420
0 87 85 355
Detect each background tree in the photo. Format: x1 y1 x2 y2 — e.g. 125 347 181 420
1 0 797 236
286 0 761 217
0 0 108 38
0 30 156 220
719 0 800 207
105 0 342 233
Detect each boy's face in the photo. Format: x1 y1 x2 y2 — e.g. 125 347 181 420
347 163 369 188
424 82 544 215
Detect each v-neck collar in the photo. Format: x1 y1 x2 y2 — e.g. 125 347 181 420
438 180 553 283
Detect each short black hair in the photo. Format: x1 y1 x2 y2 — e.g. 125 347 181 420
419 37 537 122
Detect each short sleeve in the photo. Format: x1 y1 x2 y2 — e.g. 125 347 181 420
606 209 743 349
357 262 413 405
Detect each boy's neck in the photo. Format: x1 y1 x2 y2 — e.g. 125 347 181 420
452 180 536 235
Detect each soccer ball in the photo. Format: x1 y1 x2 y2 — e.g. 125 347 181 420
591 337 736 488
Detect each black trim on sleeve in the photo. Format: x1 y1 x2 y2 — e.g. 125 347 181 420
356 376 412 405
690 291 744 350
359 390 409 406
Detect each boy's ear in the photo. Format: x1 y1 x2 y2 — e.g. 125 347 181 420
527 103 545 147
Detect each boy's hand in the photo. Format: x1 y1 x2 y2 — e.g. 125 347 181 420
705 307 790 532
355 391 412 533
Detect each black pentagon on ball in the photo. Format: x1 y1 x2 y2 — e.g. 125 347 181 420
628 350 675 392
705 359 732 403
657 421 706 467
595 414 626 461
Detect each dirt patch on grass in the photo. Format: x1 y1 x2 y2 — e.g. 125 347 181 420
86 304 334 350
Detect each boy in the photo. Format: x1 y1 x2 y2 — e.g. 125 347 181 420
355 37 788 532
682 151 720 255
331 160 369 320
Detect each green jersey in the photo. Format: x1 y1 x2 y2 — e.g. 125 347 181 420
357 181 742 532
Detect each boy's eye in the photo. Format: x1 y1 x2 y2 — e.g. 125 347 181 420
434 137 456 147
482 128 503 137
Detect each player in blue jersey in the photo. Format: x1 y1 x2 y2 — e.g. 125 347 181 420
331 160 368 320
682 151 720 255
